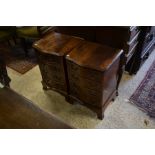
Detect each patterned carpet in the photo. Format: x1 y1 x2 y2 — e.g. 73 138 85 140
130 60 155 117
0 43 37 74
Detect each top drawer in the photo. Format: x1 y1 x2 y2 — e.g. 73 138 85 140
124 30 140 54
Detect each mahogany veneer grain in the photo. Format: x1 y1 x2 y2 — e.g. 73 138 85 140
33 32 83 96
66 41 124 119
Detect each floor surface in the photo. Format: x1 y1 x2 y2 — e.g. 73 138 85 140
8 50 155 128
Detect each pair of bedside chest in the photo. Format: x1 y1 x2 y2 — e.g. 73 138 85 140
33 32 124 119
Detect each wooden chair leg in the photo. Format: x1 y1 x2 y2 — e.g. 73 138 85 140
12 36 17 45
20 38 29 57
7 40 12 47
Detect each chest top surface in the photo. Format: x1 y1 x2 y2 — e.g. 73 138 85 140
33 32 83 56
66 41 123 72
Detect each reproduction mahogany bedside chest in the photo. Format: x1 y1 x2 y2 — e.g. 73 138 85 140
33 32 83 96
66 41 124 119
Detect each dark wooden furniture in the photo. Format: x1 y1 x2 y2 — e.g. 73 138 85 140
0 87 73 129
66 41 124 119
55 26 95 41
126 26 155 74
56 26 140 69
33 32 83 96
95 26 140 65
0 55 11 87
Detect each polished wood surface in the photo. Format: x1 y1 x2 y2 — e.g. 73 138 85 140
33 32 83 56
66 41 124 119
0 87 73 129
56 26 140 68
33 31 124 119
33 32 83 96
57 26 155 74
66 41 123 71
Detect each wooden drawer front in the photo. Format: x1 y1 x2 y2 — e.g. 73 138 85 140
69 81 103 107
67 61 103 107
37 53 67 92
139 47 153 69
67 61 102 82
124 31 140 54
141 38 155 59
128 26 140 42
126 41 138 63
67 63 103 91
37 52 61 64
39 62 66 87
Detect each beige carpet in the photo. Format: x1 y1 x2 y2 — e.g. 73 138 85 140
8 50 155 128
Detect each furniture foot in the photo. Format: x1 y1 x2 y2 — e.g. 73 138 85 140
112 92 117 101
97 112 104 120
65 96 74 104
95 107 104 120
116 90 119 96
41 81 48 90
112 98 115 101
